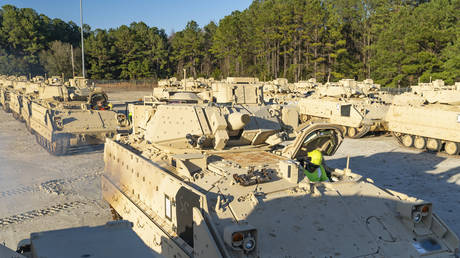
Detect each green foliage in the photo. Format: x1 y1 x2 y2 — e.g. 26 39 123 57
0 1 458 86
38 40 81 78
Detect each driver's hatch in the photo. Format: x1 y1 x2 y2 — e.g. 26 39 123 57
282 123 344 160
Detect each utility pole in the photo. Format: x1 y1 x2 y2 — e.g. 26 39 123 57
80 0 85 78
183 68 186 90
71 45 75 78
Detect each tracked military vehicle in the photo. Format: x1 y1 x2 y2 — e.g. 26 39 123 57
263 78 290 94
27 79 126 155
386 91 460 155
262 78 309 104
0 75 17 112
7 76 29 120
297 82 389 138
210 77 264 104
19 76 45 128
102 101 458 257
410 80 460 106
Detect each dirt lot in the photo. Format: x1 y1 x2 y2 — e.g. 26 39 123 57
0 91 459 251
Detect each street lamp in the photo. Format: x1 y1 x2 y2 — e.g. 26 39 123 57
80 0 85 78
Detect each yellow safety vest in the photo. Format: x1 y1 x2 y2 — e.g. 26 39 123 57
304 165 328 182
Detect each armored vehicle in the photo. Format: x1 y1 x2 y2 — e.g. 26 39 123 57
4 221 160 258
102 103 458 257
411 79 449 95
410 80 460 106
27 81 125 155
158 77 181 87
211 77 264 105
0 75 17 111
7 76 29 119
19 77 46 128
262 78 306 104
291 78 320 92
385 92 460 155
297 85 388 138
263 78 290 94
149 88 205 103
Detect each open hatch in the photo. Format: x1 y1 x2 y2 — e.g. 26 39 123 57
282 123 344 160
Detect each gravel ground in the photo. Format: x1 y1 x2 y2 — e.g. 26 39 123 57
0 90 459 252
0 90 150 250
0 110 110 249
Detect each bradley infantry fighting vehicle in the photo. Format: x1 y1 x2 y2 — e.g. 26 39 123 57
102 101 458 257
7 76 29 120
385 87 460 155
297 81 389 138
27 78 126 155
0 75 18 112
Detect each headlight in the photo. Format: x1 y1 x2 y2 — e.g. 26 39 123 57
397 201 433 230
412 211 422 223
243 236 256 252
411 205 430 224
224 224 257 253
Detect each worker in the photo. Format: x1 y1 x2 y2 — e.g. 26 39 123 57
302 150 330 182
96 100 105 110
128 111 133 123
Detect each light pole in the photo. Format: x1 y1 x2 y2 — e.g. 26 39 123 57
80 0 85 78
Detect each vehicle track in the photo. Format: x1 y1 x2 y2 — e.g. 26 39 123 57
0 201 89 227
0 172 102 198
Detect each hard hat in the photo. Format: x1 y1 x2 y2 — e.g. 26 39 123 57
307 150 323 166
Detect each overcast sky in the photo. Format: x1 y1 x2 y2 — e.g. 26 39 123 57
2 0 252 34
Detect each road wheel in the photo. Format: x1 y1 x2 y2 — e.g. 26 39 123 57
402 134 414 147
426 138 441 152
444 142 459 155
35 134 41 146
414 137 426 150
347 127 358 138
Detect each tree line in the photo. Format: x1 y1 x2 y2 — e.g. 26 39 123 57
0 0 458 87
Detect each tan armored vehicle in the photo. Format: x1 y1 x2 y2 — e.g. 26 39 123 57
385 92 460 155
291 78 320 92
297 84 388 138
180 77 210 90
147 88 205 104
7 76 29 119
158 77 181 87
2 221 159 258
0 76 15 111
148 77 265 106
411 79 448 94
102 102 458 257
410 80 460 105
68 76 88 88
263 78 305 104
26 80 125 155
211 77 264 104
263 78 290 94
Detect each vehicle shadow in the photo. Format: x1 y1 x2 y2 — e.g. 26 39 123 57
327 151 460 237
63 144 105 156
